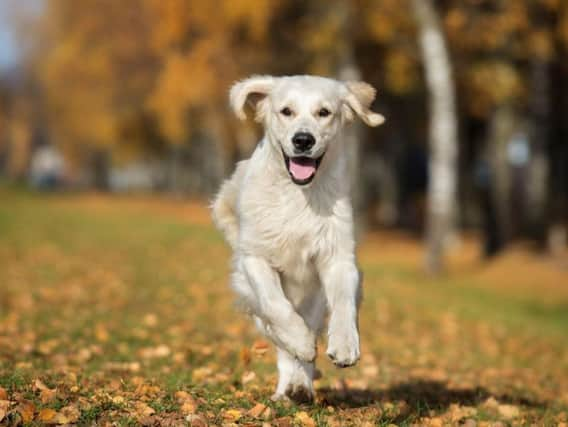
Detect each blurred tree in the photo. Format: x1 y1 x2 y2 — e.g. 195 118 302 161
412 0 458 273
37 0 160 188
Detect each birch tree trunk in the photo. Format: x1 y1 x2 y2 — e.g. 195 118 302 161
412 0 459 273
331 0 365 235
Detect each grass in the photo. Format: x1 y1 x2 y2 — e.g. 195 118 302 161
0 187 567 426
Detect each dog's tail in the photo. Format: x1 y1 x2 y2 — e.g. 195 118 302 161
211 161 247 249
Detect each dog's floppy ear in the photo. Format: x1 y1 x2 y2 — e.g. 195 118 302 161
230 75 275 121
342 81 385 127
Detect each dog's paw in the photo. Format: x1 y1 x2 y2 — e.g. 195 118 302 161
272 319 317 363
272 384 314 404
285 383 314 404
326 326 360 368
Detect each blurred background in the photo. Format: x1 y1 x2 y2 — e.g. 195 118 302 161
1 2 568 424
1 0 568 269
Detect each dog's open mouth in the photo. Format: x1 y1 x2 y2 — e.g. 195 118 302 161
283 152 324 185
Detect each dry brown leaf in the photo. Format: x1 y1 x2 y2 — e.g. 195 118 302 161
95 324 110 342
16 401 36 423
186 414 208 427
0 400 9 423
38 408 58 423
134 402 156 418
175 390 191 401
273 416 292 427
40 388 57 404
241 370 256 384
112 395 125 405
497 404 520 419
181 401 197 414
427 417 443 427
60 404 81 423
295 411 316 427
33 379 49 391
247 403 267 418
192 366 213 382
240 346 251 366
0 387 7 400
326 415 341 427
251 340 270 357
135 383 161 397
482 396 499 409
223 408 242 422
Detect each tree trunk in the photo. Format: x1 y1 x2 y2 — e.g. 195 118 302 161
334 1 365 236
527 59 551 245
487 105 519 247
412 0 459 273
91 148 110 191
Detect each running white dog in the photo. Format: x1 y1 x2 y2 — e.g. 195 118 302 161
212 75 384 402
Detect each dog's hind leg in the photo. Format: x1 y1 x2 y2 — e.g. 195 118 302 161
272 347 315 404
211 160 248 249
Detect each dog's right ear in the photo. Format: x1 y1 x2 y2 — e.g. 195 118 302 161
229 75 275 121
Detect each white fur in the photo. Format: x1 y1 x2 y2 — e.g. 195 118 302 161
212 75 384 402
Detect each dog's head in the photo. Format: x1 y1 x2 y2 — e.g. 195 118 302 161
230 75 385 186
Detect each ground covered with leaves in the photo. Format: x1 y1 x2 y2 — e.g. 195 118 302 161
0 188 567 426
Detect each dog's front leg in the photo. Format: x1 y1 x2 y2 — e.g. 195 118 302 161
241 256 316 362
320 260 361 367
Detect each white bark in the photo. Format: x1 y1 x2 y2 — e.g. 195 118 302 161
412 0 459 273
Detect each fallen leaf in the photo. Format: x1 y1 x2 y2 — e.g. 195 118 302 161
0 387 7 400
38 408 58 423
40 388 57 404
483 397 499 409
241 370 256 384
192 366 213 382
134 402 155 418
0 400 9 422
181 401 197 414
112 395 125 405
60 404 80 423
427 417 443 427
33 379 49 391
240 347 251 366
186 414 208 427
95 324 109 342
247 403 267 418
273 416 292 427
251 340 270 357
295 411 315 427
223 408 242 422
497 404 520 419
176 390 198 414
16 401 35 423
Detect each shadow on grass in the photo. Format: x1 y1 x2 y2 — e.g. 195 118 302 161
318 380 545 417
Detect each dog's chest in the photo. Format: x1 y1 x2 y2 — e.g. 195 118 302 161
242 191 336 277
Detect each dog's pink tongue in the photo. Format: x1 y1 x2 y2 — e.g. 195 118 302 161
289 158 316 180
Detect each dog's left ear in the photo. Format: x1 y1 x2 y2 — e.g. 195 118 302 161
230 75 275 121
342 81 385 127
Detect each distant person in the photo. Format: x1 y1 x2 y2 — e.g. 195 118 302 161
29 145 65 190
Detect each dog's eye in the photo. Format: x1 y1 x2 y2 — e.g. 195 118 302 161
318 108 331 118
280 107 293 117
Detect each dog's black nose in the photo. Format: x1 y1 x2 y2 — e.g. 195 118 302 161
292 132 315 152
